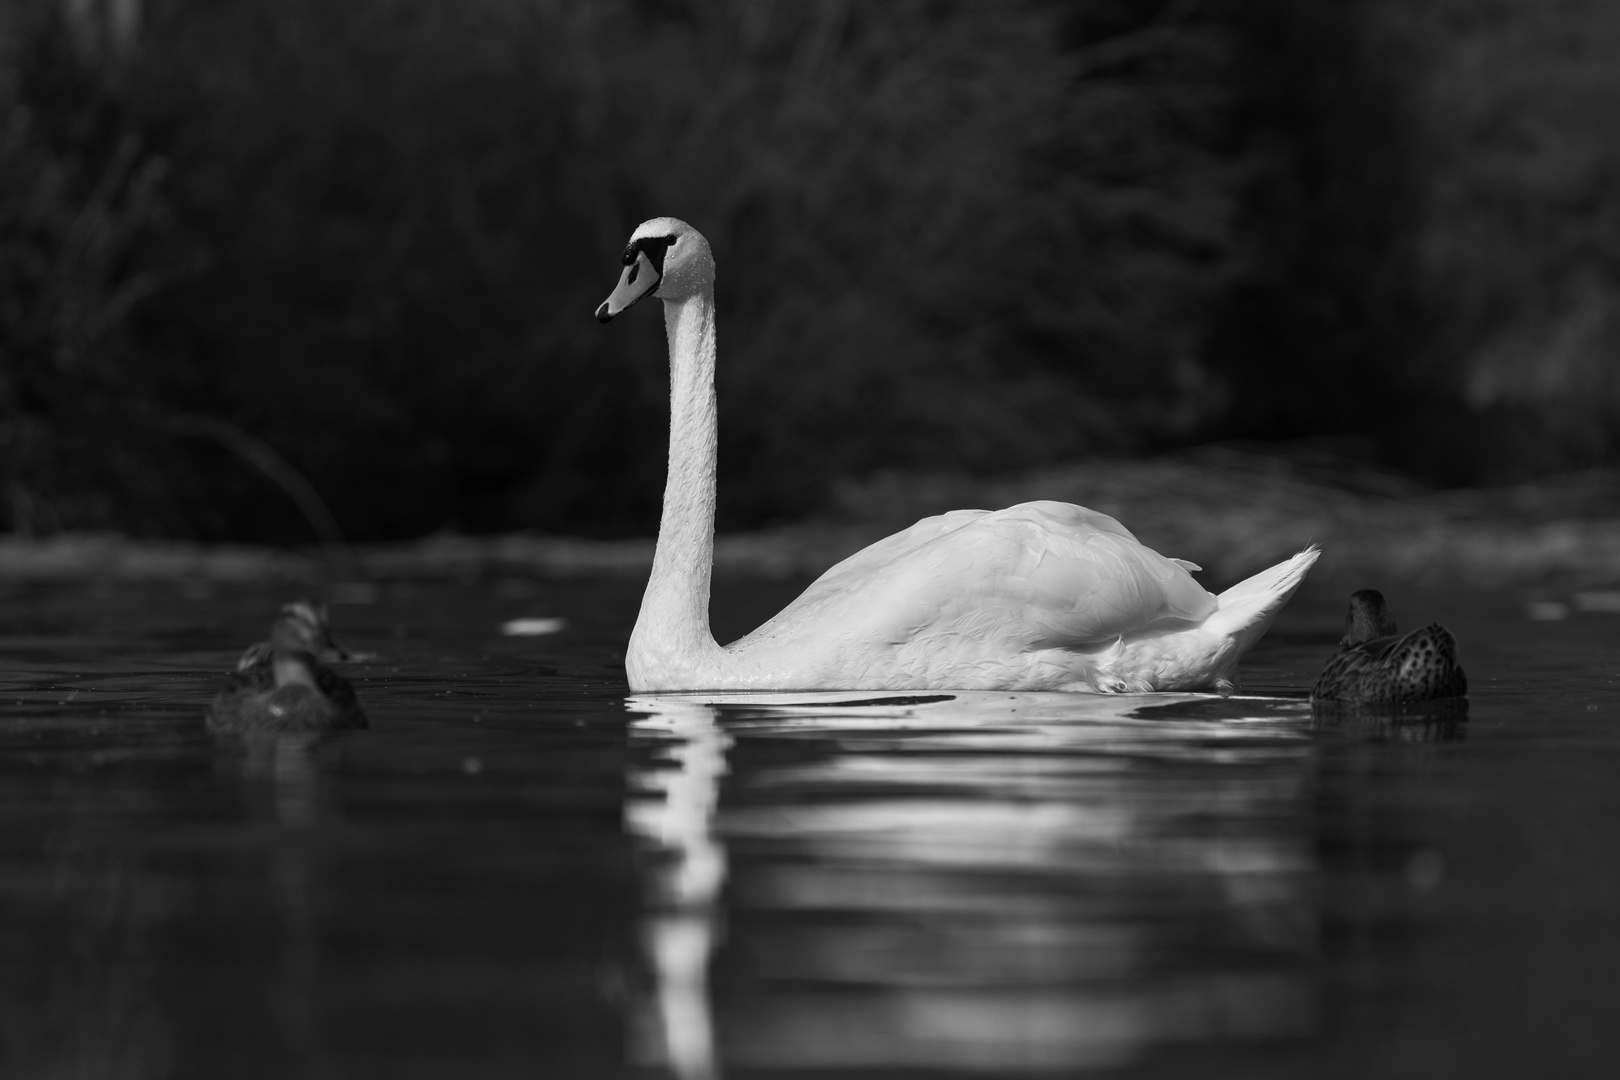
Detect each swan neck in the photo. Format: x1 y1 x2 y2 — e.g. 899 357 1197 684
629 289 722 686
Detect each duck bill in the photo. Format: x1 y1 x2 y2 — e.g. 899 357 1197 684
595 252 661 323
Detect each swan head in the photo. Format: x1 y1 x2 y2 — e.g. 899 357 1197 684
595 218 714 322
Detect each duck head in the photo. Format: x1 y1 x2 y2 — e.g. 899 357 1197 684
271 609 317 657
280 599 350 661
269 609 324 689
1342 589 1399 646
595 218 714 322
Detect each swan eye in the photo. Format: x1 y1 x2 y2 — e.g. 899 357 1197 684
644 236 676 272
621 235 678 274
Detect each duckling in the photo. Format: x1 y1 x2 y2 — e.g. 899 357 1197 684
1311 589 1467 705
208 607 367 733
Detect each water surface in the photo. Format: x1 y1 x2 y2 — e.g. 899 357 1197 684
0 574 1616 1078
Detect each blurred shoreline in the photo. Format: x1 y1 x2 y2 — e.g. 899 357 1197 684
2 452 1616 589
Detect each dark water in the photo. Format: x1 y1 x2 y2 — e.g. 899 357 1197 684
1 572 1617 1079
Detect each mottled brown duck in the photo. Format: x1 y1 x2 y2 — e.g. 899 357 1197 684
1311 589 1467 705
208 605 367 733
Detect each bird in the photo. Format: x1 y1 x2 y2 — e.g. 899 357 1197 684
596 217 1320 693
1311 589 1467 705
207 604 367 733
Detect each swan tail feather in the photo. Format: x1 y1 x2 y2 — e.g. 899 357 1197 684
1204 545 1321 653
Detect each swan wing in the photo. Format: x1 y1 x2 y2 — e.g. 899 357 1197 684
732 501 1215 656
794 507 996 600
919 501 1216 646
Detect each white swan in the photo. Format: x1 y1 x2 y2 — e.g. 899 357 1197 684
597 217 1319 693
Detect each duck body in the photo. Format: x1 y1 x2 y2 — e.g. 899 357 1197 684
1312 590 1467 705
212 664 366 729
207 678 359 735
599 217 1319 694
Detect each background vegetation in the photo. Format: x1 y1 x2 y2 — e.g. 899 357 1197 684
1 0 1615 545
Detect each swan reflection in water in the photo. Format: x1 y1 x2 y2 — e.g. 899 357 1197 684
626 690 1325 1077
625 695 733 1080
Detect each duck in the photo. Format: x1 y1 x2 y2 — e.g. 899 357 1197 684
207 605 367 733
596 217 1320 693
1311 589 1467 705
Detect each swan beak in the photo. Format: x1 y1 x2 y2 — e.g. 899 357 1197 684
595 252 661 323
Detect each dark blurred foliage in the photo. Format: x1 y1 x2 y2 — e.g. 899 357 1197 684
0 0 1616 543
1401 0 1620 478
0 4 183 534
1209 1 1426 458
1217 0 1620 484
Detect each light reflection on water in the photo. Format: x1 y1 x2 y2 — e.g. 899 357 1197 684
627 691 1321 1076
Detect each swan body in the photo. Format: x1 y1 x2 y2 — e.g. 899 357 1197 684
208 605 367 733
1312 589 1467 705
598 217 1319 693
